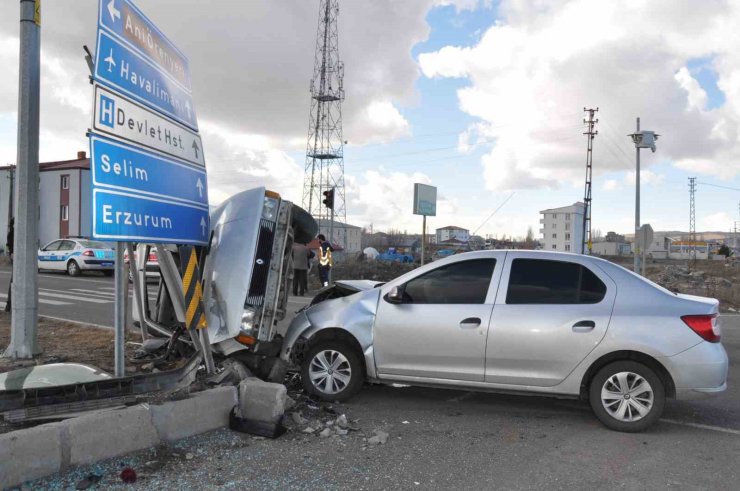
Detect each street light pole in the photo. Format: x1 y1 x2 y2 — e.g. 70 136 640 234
4 0 40 359
634 117 641 274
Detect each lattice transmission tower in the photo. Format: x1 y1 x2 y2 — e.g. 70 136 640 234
689 177 697 267
302 0 346 245
581 107 598 254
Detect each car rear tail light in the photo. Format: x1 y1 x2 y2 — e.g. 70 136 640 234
681 314 721 343
82 250 94 257
148 253 157 262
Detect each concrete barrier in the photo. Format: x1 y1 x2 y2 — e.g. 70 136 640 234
237 378 287 424
151 386 237 441
0 423 63 489
0 386 239 489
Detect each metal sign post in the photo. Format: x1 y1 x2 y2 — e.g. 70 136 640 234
178 245 214 373
413 183 437 266
113 241 127 376
421 215 426 266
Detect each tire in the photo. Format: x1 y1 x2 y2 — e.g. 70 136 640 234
300 340 364 402
589 361 665 432
67 260 81 276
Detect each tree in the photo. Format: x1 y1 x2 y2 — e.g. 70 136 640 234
718 244 732 257
525 226 534 244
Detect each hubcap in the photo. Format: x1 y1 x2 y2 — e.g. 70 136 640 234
601 371 654 422
308 350 351 395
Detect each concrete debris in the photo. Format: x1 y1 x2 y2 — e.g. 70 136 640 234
336 414 348 428
291 412 308 426
302 427 316 434
319 428 333 438
185 452 194 460
285 396 296 411
368 430 389 445
336 428 348 436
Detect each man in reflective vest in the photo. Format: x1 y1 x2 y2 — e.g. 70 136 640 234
316 234 333 287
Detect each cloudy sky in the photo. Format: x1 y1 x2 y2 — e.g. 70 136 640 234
1 0 740 238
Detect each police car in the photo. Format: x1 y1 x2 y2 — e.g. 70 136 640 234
37 238 115 276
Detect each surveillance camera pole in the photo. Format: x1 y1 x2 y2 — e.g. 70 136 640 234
634 117 641 275
4 0 40 359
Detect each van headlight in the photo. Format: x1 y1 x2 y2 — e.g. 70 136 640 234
262 197 279 221
240 309 257 334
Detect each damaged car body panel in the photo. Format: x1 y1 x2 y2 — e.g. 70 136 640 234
283 286 382 378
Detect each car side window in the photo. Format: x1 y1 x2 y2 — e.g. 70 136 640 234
506 258 606 304
59 240 75 251
401 258 496 304
43 241 61 251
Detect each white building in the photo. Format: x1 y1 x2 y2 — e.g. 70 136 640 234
436 226 470 244
1 151 91 252
316 219 362 254
539 202 585 253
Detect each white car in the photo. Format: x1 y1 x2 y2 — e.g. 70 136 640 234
38 238 115 276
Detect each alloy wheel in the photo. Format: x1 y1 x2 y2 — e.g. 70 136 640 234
600 371 654 422
308 349 352 395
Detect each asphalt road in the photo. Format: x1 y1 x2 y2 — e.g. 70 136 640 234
0 265 311 331
24 316 740 490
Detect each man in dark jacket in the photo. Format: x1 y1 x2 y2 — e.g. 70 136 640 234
6 217 14 258
292 241 313 296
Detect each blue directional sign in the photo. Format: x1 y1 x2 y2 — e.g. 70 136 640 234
98 0 191 90
90 0 207 245
90 135 208 206
94 29 197 130
93 189 210 244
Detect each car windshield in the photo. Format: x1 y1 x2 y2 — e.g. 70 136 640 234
77 240 111 249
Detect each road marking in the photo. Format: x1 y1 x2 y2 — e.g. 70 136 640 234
38 289 112 304
0 292 72 306
660 419 740 436
38 314 113 330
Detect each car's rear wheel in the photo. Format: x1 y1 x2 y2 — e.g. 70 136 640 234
589 361 665 432
67 260 81 276
301 341 364 402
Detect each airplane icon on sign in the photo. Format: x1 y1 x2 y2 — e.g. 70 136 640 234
104 49 116 73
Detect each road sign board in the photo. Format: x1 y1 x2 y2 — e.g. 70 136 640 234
98 0 191 90
637 223 654 252
93 189 209 244
94 29 197 130
90 135 208 206
92 84 204 167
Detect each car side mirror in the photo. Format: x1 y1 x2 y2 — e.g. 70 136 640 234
386 286 404 304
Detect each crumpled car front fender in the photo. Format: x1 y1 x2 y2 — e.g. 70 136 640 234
282 288 380 376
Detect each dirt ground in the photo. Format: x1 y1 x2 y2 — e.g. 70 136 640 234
0 312 139 375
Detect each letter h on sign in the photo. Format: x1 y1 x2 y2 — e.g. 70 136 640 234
99 94 115 128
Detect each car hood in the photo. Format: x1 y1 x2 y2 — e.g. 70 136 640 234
334 280 384 292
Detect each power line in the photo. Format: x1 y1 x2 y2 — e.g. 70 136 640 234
472 192 516 236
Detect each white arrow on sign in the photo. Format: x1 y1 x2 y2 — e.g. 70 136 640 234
107 0 120 23
196 178 204 198
200 217 207 236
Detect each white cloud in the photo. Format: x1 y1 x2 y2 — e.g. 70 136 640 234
704 211 732 231
625 170 664 185
347 101 411 146
602 179 619 191
418 0 740 190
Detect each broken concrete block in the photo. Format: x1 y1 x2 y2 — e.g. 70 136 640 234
368 430 389 445
291 412 308 426
237 377 287 424
151 386 237 441
65 405 159 466
319 427 333 438
0 423 63 489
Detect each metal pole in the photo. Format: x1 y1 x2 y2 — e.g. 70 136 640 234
421 215 426 265
634 117 641 274
114 242 126 377
329 205 334 285
5 0 40 359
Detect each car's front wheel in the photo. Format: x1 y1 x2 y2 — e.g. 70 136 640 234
67 260 81 276
301 341 364 402
589 360 665 432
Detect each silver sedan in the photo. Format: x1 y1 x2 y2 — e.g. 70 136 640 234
282 250 728 432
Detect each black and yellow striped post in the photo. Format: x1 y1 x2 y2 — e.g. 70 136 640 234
180 246 207 331
178 245 214 373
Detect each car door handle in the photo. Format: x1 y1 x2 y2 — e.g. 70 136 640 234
459 317 482 329
572 320 596 332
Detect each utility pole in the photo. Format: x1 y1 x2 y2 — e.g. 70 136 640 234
581 107 598 254
689 177 697 268
5 0 40 359
633 118 641 273
6 166 14 226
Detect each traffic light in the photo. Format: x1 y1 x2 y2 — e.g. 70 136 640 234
322 188 335 210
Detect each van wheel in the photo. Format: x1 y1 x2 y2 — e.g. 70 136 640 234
67 260 81 276
589 361 665 432
301 341 364 402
